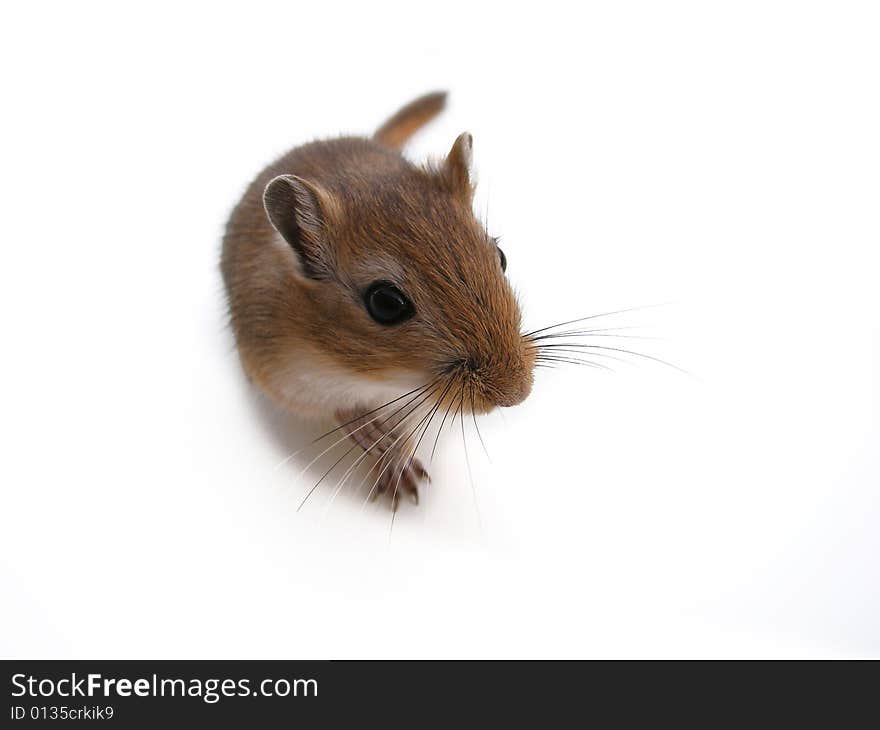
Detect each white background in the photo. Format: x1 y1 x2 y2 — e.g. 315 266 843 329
2 2 878 658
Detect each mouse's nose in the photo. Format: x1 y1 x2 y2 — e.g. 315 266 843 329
496 375 532 407
466 345 535 412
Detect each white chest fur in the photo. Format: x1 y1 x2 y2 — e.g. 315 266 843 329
266 350 427 420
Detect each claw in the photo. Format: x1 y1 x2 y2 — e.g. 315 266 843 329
337 409 432 511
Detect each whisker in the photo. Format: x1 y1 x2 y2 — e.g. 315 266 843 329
533 325 646 336
535 354 613 371
533 346 631 366
522 302 669 339
389 497 397 538
277 378 439 468
390 378 456 514
537 343 689 375
323 409 412 516
322 389 445 513
429 384 460 462
530 325 647 338
470 384 490 462
359 388 451 510
297 382 442 512
297 441 360 514
528 330 663 343
536 352 606 364
358 428 414 509
322 444 380 518
387 380 456 535
288 380 437 487
459 387 482 533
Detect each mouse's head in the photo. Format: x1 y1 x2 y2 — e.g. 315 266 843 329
263 133 534 413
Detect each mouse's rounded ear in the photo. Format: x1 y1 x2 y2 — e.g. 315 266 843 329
263 174 338 281
439 132 476 202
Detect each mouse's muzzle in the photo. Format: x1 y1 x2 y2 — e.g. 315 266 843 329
494 371 533 408
454 341 536 413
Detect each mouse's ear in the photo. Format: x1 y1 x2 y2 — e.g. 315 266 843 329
440 132 475 201
263 174 336 280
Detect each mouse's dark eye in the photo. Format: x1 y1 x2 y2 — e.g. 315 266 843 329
364 281 415 326
497 246 507 272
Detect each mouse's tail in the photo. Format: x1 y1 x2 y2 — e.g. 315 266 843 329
374 91 447 149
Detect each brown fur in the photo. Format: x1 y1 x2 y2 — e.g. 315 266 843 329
374 91 447 149
221 94 535 417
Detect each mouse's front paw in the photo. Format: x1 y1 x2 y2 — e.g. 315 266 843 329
369 454 430 511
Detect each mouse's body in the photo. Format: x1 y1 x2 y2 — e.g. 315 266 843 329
222 93 534 508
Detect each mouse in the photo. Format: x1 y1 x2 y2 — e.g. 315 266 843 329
221 92 535 510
